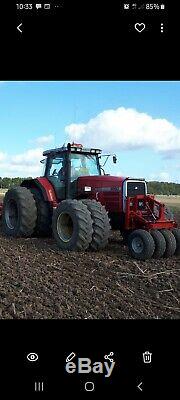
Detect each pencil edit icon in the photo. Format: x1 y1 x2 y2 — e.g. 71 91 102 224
66 352 76 362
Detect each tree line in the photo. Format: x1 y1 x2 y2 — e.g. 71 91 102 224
0 177 180 195
147 181 180 195
0 177 31 189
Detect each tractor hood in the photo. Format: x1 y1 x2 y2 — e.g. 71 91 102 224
77 175 125 192
77 175 125 212
77 175 147 213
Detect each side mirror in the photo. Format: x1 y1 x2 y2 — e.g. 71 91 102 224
113 155 117 164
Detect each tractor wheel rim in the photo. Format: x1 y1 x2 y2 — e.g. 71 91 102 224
131 237 144 254
57 212 74 242
5 200 18 230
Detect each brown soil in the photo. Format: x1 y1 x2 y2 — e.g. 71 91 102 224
0 213 179 320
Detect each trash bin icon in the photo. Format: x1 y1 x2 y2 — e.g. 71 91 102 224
143 351 152 363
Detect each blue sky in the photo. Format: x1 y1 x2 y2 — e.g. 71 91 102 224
0 81 180 182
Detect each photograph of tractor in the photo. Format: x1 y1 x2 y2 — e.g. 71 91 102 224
1 142 180 260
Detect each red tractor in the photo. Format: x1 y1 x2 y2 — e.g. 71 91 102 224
1 142 180 260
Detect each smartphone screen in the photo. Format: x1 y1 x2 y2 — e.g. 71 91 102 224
0 0 179 396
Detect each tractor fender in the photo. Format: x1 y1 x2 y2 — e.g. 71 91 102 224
21 177 58 206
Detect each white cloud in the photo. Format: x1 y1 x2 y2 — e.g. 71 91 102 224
159 172 171 182
0 152 7 162
115 170 124 177
0 163 41 177
0 148 43 177
65 107 180 156
66 124 86 138
31 134 54 146
11 148 43 166
148 171 172 182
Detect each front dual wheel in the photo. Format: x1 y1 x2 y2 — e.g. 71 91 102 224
52 199 110 251
128 228 179 260
52 200 93 251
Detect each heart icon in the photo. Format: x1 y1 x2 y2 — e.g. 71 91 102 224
135 23 146 33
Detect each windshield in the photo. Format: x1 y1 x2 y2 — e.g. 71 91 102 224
70 153 100 181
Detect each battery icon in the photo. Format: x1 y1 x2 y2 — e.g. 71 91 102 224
160 4 165 9
44 4 51 8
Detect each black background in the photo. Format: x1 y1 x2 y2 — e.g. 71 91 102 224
0 1 179 397
0 0 179 79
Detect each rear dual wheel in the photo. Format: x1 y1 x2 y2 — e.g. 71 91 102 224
30 188 52 237
2 186 37 237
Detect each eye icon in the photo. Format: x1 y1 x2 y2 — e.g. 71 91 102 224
27 353 39 362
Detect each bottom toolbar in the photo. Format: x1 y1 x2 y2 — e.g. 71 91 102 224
1 320 179 396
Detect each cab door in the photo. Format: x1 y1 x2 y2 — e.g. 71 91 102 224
45 155 66 200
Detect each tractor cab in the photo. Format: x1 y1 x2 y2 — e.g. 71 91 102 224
41 143 102 200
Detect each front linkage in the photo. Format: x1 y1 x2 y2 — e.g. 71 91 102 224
123 195 180 260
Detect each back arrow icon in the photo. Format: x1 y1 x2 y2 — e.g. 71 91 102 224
17 23 23 33
137 382 143 392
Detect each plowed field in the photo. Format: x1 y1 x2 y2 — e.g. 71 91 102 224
0 212 179 320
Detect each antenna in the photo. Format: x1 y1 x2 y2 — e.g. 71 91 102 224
74 101 78 123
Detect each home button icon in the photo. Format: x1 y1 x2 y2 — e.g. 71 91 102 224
85 382 95 391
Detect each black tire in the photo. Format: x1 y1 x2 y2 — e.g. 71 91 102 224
171 228 180 256
30 188 52 237
128 229 155 260
2 186 37 237
150 229 166 258
160 229 176 257
52 199 93 251
82 199 111 250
